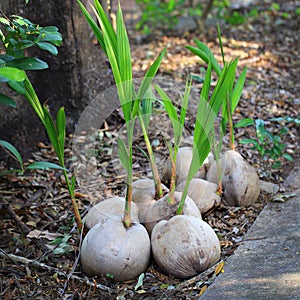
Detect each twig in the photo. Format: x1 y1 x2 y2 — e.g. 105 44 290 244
1 199 31 235
61 223 85 295
0 248 113 293
175 260 224 291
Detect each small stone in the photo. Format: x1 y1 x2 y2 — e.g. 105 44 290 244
259 180 279 195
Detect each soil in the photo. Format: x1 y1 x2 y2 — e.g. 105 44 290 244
0 0 299 299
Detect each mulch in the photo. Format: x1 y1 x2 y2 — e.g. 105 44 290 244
0 1 299 299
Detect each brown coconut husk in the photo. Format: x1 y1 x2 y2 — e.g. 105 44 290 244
176 178 221 214
151 215 221 278
81 216 151 282
143 191 201 234
206 150 260 206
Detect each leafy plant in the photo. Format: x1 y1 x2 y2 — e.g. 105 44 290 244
77 0 165 227
0 14 82 230
155 78 191 204
236 117 294 169
49 234 73 256
135 0 185 34
186 25 247 193
177 56 240 214
155 80 192 204
0 139 66 175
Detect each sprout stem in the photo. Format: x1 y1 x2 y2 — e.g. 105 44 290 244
64 170 83 230
168 157 176 205
137 112 163 199
123 169 133 228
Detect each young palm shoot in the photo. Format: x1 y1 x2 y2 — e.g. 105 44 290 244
186 26 247 196
77 0 165 200
191 27 259 207
155 78 191 204
78 1 152 282
177 57 239 214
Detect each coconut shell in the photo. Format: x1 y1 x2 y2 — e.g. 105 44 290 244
81 216 151 282
163 147 213 184
176 178 221 214
144 191 201 234
206 150 260 206
131 178 168 223
151 215 221 278
83 197 139 230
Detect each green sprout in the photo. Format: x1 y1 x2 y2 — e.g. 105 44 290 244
155 78 191 204
186 25 247 194
177 55 240 214
0 15 82 229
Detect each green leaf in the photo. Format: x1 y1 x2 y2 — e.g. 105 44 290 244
141 87 155 132
6 57 48 70
0 94 16 107
117 138 131 173
56 107 66 164
179 78 191 128
76 0 106 52
217 24 225 65
27 161 67 171
0 140 23 168
155 84 181 147
8 81 26 94
231 67 247 113
283 153 293 161
135 273 145 291
133 49 166 118
39 32 62 46
42 106 59 157
234 118 254 128
37 42 58 55
137 49 166 99
186 42 221 76
116 3 133 122
255 119 267 142
239 138 259 147
0 67 25 82
117 2 132 83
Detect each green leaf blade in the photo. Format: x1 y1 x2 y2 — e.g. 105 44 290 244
0 67 25 82
0 140 23 168
0 94 17 107
27 161 67 171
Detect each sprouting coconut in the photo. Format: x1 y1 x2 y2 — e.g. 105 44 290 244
78 1 165 282
81 216 150 282
176 178 221 214
143 191 201 233
207 150 260 206
131 178 169 222
151 215 221 278
83 197 140 230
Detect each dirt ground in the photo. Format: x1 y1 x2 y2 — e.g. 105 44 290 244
0 1 299 299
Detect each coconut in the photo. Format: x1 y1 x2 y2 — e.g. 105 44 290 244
81 216 151 282
131 178 169 222
151 215 221 278
163 147 213 184
176 178 221 214
83 197 140 230
206 150 260 206
143 191 201 234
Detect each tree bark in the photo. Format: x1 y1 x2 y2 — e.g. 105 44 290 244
0 0 113 159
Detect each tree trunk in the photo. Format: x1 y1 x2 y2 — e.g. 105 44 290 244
0 0 113 159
